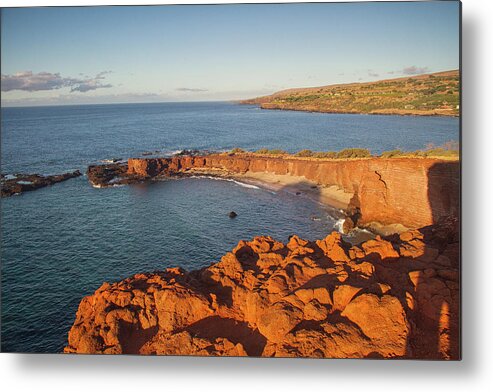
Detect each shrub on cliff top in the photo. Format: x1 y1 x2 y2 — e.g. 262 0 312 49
313 151 337 159
267 149 288 155
379 143 459 159
380 149 404 158
294 149 314 157
256 148 288 155
336 148 371 159
231 148 245 154
423 148 459 158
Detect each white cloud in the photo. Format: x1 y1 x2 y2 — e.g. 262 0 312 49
402 66 429 75
1 71 113 93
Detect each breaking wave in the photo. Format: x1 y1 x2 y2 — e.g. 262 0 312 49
189 175 260 190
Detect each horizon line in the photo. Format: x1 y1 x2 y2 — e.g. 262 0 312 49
1 68 460 109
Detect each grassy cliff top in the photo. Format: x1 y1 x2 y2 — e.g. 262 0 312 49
225 145 459 161
240 70 459 117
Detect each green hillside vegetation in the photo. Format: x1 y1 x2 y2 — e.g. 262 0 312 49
240 70 459 117
229 142 459 160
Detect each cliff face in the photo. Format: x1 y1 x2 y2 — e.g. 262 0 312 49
64 218 459 359
125 155 459 230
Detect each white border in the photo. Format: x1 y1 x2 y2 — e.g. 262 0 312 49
2 0 493 391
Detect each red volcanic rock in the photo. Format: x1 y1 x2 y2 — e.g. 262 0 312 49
65 219 460 359
87 163 128 187
361 236 400 260
341 294 409 356
316 232 351 263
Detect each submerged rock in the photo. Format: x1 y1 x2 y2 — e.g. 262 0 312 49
65 218 459 359
229 211 238 218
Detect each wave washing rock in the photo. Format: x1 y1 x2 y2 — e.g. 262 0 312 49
0 170 82 197
64 217 459 359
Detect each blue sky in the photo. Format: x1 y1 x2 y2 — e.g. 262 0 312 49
1 1 460 106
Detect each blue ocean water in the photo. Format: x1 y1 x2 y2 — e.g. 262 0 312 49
0 102 459 352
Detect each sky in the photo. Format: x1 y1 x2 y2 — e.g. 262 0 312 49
1 1 460 106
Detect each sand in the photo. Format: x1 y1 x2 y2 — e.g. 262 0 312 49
187 168 350 208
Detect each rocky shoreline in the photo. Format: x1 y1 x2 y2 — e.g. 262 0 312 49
1 170 82 197
64 216 460 359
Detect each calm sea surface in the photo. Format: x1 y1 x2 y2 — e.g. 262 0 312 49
1 102 459 352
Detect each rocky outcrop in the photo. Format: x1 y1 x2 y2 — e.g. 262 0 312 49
90 154 459 231
87 163 131 188
1 170 82 197
65 217 459 359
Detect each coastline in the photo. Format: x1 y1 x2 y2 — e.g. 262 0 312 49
242 103 459 118
121 153 459 233
87 153 459 236
239 69 459 118
184 167 409 236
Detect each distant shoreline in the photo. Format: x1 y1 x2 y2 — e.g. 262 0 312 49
240 103 459 118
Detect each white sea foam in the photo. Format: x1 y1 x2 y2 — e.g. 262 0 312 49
108 177 123 184
190 175 260 190
168 150 184 156
100 158 122 164
334 218 373 238
334 218 346 233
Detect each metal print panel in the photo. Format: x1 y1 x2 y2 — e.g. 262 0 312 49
0 1 461 359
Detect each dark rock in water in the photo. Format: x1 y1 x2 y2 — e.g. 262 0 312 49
341 202 362 233
229 211 238 218
87 162 143 188
295 191 301 195
174 149 202 157
342 217 355 234
0 170 82 197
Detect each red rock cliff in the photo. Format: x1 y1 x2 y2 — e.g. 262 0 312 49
127 155 459 230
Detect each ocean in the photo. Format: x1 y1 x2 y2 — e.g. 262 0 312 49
0 102 459 352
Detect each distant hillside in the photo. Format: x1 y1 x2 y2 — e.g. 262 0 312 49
240 70 459 117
